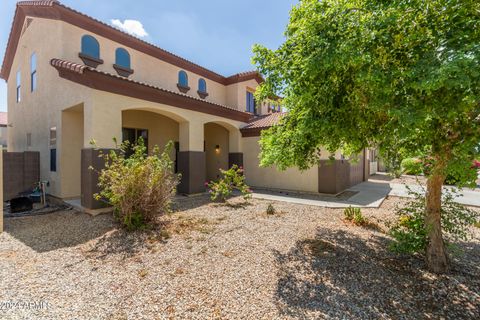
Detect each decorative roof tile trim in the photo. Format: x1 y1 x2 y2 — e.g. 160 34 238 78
16 1 58 5
50 58 253 123
1 0 263 85
240 112 285 137
50 58 86 73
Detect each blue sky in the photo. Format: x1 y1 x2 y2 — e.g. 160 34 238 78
0 0 297 112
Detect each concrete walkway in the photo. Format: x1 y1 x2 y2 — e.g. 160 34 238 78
252 180 480 208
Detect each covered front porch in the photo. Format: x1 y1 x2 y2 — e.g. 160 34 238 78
60 98 246 211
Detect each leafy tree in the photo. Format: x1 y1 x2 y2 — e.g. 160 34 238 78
253 0 480 272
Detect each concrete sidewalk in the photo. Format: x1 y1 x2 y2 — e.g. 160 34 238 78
252 180 480 208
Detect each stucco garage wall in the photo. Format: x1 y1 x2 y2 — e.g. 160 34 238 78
242 136 318 193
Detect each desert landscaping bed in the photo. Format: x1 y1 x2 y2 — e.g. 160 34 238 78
0 196 479 320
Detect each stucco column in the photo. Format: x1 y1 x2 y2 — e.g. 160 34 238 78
228 129 242 153
81 102 121 209
178 120 206 194
83 102 122 148
179 121 204 152
228 129 243 168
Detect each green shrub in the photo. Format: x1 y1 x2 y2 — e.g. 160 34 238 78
266 203 276 215
401 158 423 175
207 165 252 202
93 139 180 230
343 206 357 221
389 188 479 254
353 210 366 225
344 206 366 225
444 164 478 187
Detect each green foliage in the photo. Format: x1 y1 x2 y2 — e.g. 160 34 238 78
389 188 479 254
207 165 252 202
266 203 276 215
444 160 479 187
344 206 366 226
252 0 480 184
93 139 180 230
353 210 366 225
401 158 423 175
343 206 358 221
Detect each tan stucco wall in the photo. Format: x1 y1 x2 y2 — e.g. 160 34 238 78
59 20 264 112
60 105 84 198
91 90 245 150
205 123 229 181
1 150 3 232
0 126 7 147
242 136 319 193
7 17 92 197
226 79 261 113
122 110 179 153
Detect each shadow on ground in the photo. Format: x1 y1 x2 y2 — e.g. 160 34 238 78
274 228 480 319
172 194 212 211
3 210 116 253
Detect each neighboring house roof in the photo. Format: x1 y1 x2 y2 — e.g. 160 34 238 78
240 112 285 137
50 59 253 123
1 0 263 85
0 112 7 126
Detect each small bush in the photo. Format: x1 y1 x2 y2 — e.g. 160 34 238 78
444 163 479 186
343 206 357 221
266 203 276 215
207 165 252 202
389 188 479 254
401 158 423 175
344 206 366 225
353 210 366 225
94 139 180 230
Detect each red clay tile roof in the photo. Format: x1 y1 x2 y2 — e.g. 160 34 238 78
0 112 7 126
240 113 285 137
1 1 263 85
50 58 253 123
242 112 285 129
225 71 264 85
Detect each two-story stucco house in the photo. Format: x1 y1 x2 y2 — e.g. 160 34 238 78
1 1 369 211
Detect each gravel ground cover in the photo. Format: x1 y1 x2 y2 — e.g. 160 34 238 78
0 195 479 319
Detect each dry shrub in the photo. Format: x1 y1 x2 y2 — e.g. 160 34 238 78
94 139 180 230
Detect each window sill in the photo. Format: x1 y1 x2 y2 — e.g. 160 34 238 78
113 64 134 77
177 84 190 93
78 53 104 68
197 90 209 99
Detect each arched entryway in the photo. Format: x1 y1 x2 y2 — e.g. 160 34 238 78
122 109 180 165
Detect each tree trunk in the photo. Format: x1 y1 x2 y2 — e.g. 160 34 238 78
425 172 449 273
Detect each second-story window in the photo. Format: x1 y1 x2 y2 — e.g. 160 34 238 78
115 48 130 68
177 70 189 93
113 48 133 77
30 53 37 92
246 91 256 114
16 70 21 103
197 78 208 99
79 35 103 68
